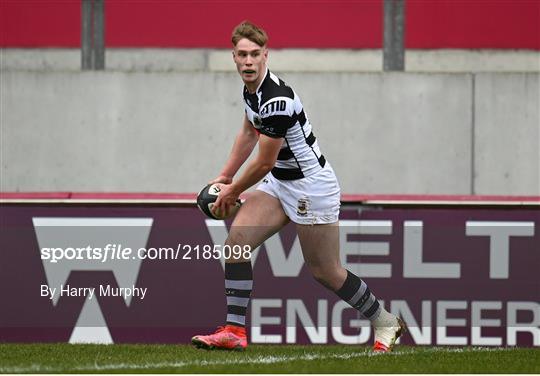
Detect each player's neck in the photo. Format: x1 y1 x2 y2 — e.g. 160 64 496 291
244 67 267 94
245 82 258 94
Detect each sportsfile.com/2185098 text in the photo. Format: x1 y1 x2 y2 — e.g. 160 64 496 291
39 244 253 263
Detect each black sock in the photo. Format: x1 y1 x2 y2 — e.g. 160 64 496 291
225 261 253 327
335 270 381 320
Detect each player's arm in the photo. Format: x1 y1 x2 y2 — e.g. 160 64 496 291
210 114 259 184
229 135 281 194
212 96 292 216
212 134 281 216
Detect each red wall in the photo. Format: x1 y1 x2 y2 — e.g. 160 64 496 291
1 0 539 49
407 0 540 49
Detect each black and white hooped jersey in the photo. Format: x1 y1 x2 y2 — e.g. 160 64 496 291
243 69 326 180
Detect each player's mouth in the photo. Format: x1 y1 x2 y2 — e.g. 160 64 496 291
242 69 256 75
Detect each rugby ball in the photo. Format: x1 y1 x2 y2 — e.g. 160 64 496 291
197 184 242 220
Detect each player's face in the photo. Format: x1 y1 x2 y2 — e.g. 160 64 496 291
233 38 268 88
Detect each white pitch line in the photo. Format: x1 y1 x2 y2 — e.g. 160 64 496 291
0 350 398 373
0 347 516 373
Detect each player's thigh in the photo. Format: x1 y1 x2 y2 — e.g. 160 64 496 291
226 190 289 254
296 222 341 270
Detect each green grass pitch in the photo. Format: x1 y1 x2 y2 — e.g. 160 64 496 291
0 344 538 373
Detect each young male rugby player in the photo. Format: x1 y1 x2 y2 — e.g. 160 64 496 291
192 21 405 352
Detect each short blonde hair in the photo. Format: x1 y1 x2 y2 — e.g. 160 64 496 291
231 21 268 47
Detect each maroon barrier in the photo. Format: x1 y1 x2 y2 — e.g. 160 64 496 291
0 199 538 347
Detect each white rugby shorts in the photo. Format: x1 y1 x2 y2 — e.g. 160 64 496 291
256 163 341 225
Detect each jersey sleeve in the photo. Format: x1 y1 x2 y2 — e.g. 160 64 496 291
259 97 296 138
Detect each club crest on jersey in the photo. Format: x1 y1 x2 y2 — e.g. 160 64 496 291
297 197 310 216
253 115 262 129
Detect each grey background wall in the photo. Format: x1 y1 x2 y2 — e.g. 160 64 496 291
1 58 538 195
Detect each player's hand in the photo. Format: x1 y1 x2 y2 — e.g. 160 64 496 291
209 175 233 185
212 183 240 218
